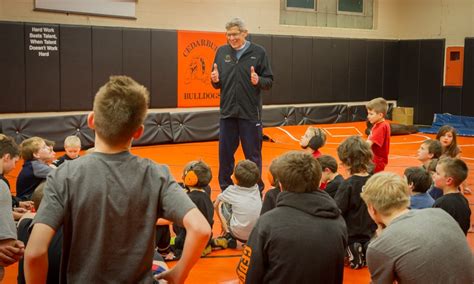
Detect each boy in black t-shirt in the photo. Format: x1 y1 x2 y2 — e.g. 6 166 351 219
432 157 471 235
317 155 343 199
334 136 376 269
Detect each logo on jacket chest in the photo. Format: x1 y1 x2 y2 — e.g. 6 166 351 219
225 54 232 63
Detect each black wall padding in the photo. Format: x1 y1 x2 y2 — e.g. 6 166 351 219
170 110 220 143
331 39 350 102
366 40 384 100
418 40 444 125
271 36 293 104
0 22 25 113
349 39 368 101
312 38 332 103
60 25 93 110
462 38 474 116
92 27 123 95
123 28 151 93
382 41 400 100
295 104 348 125
292 36 313 104
442 87 462 115
398 40 420 121
133 112 173 146
347 105 368 122
262 107 297 127
252 34 273 105
151 30 177 108
25 23 60 112
1 115 94 150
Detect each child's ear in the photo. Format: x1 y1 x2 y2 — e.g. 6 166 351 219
446 176 455 186
132 125 144 140
87 112 95 130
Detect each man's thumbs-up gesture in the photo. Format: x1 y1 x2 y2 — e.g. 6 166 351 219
250 66 259 86
211 63 219 83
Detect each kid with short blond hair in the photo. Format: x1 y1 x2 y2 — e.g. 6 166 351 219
366 97 390 173
25 76 211 283
335 135 376 269
432 157 471 235
53 136 81 167
361 172 472 283
16 137 54 200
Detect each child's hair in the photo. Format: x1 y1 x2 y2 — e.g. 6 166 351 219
234 160 260 188
32 181 46 211
64 136 81 148
422 139 442 159
337 135 373 175
436 125 460 158
273 151 321 193
404 167 432 193
366 97 388 116
316 155 338 173
44 139 55 148
437 157 468 187
426 158 438 173
302 127 326 151
267 159 279 187
361 172 410 216
19 137 45 161
0 135 20 158
182 160 212 188
93 76 150 146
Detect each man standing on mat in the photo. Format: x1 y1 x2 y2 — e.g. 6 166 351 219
211 17 273 192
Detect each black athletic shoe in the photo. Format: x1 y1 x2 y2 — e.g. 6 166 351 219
347 242 364 270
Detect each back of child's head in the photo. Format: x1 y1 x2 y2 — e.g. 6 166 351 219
361 172 410 216
273 151 321 193
422 139 442 159
437 157 468 187
337 135 373 174
93 76 150 146
267 158 279 187
64 135 81 149
316 155 338 173
32 181 46 211
182 160 212 188
234 160 260 188
301 126 326 151
19 137 45 161
404 167 432 193
0 135 19 159
436 125 460 158
366 97 388 116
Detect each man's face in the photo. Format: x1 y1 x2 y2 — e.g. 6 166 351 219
65 147 80 159
417 143 432 162
226 26 247 49
3 154 19 174
367 109 383 124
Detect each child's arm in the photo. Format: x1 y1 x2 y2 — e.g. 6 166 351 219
32 160 53 178
154 208 211 283
24 223 56 283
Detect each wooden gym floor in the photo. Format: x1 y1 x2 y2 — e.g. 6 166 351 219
4 121 474 283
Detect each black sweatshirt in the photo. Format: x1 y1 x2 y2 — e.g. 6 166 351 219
238 190 347 284
212 42 273 122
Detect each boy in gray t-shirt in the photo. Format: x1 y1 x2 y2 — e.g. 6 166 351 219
24 76 211 283
213 160 262 248
361 172 473 284
0 135 25 280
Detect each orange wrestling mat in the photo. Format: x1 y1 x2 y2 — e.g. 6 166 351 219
4 121 473 283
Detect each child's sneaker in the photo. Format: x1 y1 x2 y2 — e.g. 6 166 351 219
201 244 212 257
347 242 364 269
